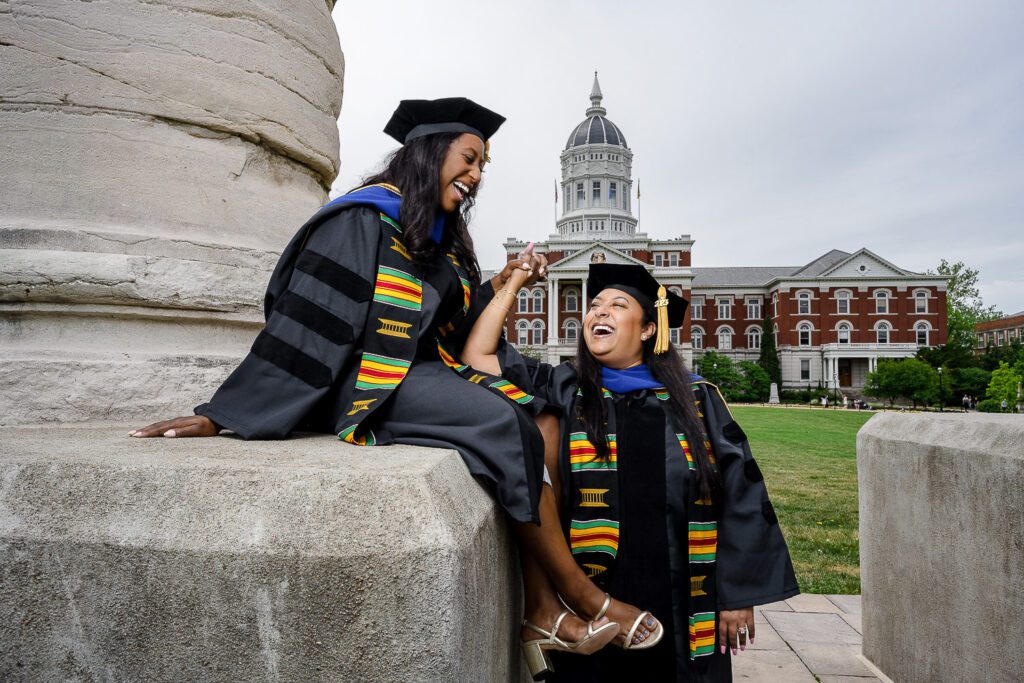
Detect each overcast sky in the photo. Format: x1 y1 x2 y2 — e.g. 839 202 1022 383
330 1 1023 315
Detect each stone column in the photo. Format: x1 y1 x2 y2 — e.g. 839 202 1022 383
547 278 557 345
0 1 345 424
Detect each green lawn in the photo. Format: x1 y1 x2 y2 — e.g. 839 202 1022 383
730 406 873 594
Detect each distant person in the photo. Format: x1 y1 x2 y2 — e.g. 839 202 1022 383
962 394 971 411
821 395 828 408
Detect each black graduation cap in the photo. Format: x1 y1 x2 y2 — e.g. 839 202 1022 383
384 97 506 145
588 263 688 353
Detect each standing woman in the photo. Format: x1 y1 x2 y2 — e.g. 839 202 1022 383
464 263 800 681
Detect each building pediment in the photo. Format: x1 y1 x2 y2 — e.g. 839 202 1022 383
550 242 649 272
819 249 913 278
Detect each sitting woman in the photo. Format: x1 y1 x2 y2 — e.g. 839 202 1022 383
464 262 799 681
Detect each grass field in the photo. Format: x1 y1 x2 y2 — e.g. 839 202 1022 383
730 406 873 595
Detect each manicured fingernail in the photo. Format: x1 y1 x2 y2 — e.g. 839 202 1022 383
720 645 726 654
128 431 138 437
164 429 176 438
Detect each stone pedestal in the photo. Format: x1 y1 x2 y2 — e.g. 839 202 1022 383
0 425 522 681
768 382 780 404
858 413 1024 682
0 1 345 424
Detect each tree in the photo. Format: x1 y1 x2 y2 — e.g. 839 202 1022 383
985 362 1022 412
757 312 782 389
930 259 1002 351
737 361 772 402
864 358 938 407
978 340 1023 371
952 367 991 401
697 351 745 401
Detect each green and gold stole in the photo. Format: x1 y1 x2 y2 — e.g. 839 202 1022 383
337 212 535 445
566 385 719 660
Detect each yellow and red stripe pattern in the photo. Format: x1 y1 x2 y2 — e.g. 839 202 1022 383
688 612 716 658
488 379 534 405
688 521 717 563
373 265 422 311
569 432 617 472
354 352 411 391
338 424 377 446
676 433 696 470
569 519 620 557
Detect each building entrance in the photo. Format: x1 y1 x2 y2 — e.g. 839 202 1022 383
839 359 852 387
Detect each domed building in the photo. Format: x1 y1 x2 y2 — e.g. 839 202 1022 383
503 74 949 394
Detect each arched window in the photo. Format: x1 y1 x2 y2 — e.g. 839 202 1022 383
773 323 779 346
837 322 852 344
797 291 812 315
915 321 931 346
771 292 779 318
531 320 545 346
876 321 891 344
517 290 529 313
564 319 579 342
835 290 851 315
875 290 890 314
691 326 704 350
914 290 929 314
532 289 544 313
746 326 761 350
516 320 529 346
798 322 813 347
717 326 733 350
564 288 579 312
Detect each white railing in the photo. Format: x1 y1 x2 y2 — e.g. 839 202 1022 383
820 343 918 352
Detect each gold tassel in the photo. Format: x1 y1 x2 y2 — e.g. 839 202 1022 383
654 285 670 354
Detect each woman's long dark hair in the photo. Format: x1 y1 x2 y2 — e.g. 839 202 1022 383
360 132 481 284
574 312 718 498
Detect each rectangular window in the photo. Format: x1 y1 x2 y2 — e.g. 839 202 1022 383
798 295 810 315
692 298 704 319
799 327 811 346
876 294 889 314
800 359 810 381
654 253 663 267
609 182 617 206
746 298 761 320
837 294 849 315
669 253 679 267
592 181 601 203
669 328 679 345
717 298 732 319
517 328 528 345
917 328 928 345
915 294 928 313
576 183 584 206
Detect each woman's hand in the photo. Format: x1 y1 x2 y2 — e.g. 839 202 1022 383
719 607 755 655
491 243 548 291
130 416 219 438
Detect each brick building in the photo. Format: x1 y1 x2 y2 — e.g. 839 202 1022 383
975 311 1024 352
502 75 948 392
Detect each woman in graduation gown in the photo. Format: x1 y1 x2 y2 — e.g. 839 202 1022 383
463 262 800 681
132 98 634 660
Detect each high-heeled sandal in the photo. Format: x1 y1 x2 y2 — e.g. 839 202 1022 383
521 606 619 681
620 610 664 650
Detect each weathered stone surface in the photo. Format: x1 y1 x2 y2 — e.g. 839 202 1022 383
0 1 346 423
858 413 1024 683
0 424 522 681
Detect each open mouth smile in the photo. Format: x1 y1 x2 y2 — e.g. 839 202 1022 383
453 180 472 202
591 324 614 338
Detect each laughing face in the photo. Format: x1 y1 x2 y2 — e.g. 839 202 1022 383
583 287 657 369
438 133 485 213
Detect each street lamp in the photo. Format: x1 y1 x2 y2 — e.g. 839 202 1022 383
937 367 944 412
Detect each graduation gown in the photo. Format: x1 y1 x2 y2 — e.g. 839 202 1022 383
499 350 799 681
195 191 545 523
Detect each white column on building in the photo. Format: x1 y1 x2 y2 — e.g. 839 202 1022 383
580 275 588 329
547 278 558 345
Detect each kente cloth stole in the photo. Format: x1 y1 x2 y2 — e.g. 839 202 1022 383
337 214 535 445
566 386 720 660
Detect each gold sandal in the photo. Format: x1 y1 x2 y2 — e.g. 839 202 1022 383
521 605 619 681
620 610 664 650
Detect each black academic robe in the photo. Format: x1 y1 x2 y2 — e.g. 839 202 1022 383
499 352 799 682
195 204 544 523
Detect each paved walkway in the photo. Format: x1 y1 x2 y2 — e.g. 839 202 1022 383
733 594 892 682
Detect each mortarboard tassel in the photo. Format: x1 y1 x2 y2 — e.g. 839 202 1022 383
654 285 670 354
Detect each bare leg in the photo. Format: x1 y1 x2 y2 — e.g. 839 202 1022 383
516 414 652 646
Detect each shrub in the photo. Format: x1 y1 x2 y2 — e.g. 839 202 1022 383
976 398 1003 413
